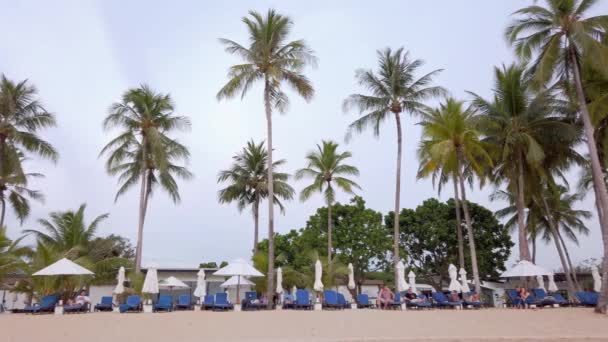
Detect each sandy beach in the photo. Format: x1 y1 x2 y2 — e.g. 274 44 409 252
2 308 607 342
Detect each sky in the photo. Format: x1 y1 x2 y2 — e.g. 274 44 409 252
1 0 606 271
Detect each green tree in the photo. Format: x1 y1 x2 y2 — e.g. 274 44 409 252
218 140 295 254
100 85 193 273
417 98 493 295
0 226 30 286
296 140 360 274
0 154 44 228
505 0 608 312
217 9 316 303
343 47 445 284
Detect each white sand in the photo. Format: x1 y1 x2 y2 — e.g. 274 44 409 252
2 308 608 342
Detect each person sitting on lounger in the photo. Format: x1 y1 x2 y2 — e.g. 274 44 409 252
404 288 419 303
463 292 479 302
75 290 91 306
376 285 394 310
449 291 460 302
517 287 529 309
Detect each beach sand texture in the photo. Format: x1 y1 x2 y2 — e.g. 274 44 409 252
2 308 608 342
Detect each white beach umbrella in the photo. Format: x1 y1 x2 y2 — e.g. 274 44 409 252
396 261 407 292
32 258 94 276
221 275 255 288
313 260 324 292
548 273 558 292
408 271 417 294
113 266 125 294
142 264 159 295
276 267 284 295
347 263 356 290
500 260 551 278
448 264 462 292
292 285 297 295
459 268 471 293
536 275 546 291
193 269 206 299
592 265 602 293
214 258 263 302
160 276 189 289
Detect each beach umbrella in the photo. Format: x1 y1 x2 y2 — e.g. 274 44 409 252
193 269 206 299
500 260 551 278
214 258 263 303
347 263 356 290
459 268 471 293
32 258 94 276
113 266 125 294
396 261 407 292
408 271 417 294
276 267 284 295
142 264 159 296
536 275 545 291
448 264 462 292
592 265 602 293
548 273 558 292
292 285 297 295
313 260 324 292
221 275 255 288
159 276 189 289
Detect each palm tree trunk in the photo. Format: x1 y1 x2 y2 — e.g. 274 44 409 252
253 197 259 256
556 230 580 290
0 193 5 229
456 150 481 295
516 150 531 261
570 49 608 313
327 199 333 277
452 175 465 270
531 235 536 264
392 112 403 287
264 78 275 309
134 168 148 273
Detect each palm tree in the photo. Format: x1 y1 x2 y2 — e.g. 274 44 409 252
0 226 30 286
0 154 44 228
343 47 445 283
100 86 192 273
217 9 316 303
471 64 573 262
505 1 608 311
417 98 492 296
218 140 295 255
295 140 360 275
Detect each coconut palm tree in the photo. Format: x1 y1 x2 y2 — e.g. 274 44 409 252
217 9 316 303
0 226 30 286
0 153 44 228
218 140 295 255
100 86 192 273
505 1 608 311
295 140 360 274
471 64 573 262
343 47 445 283
417 98 492 295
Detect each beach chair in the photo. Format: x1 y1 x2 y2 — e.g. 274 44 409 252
282 293 295 310
23 295 58 314
202 295 214 311
531 289 558 307
576 292 598 306
406 293 431 309
94 296 113 312
356 294 373 309
462 291 482 309
550 293 570 306
242 291 263 311
174 295 193 310
294 289 313 310
322 290 341 310
213 293 234 311
505 289 524 307
119 295 142 313
153 295 173 312
389 293 402 310
64 302 90 314
431 292 462 309
337 293 350 309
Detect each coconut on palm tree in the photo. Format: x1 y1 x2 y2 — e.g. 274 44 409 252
295 140 360 276
218 140 295 254
217 9 316 303
100 85 192 273
343 47 445 283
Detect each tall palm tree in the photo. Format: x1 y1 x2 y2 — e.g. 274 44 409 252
100 86 192 273
471 64 573 262
0 153 44 228
505 0 608 311
295 140 360 275
0 226 30 286
417 98 492 295
343 47 444 283
218 140 295 255
217 9 316 303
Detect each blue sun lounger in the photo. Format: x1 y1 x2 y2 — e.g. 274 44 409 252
213 293 234 311
294 289 313 310
576 292 599 306
202 295 214 310
94 296 113 312
337 293 350 309
153 295 173 312
356 294 373 308
322 290 341 310
550 292 570 306
531 289 558 306
174 295 193 310
119 295 142 313
23 295 58 314
432 292 462 309
505 289 524 307
462 291 482 309
64 302 89 314
389 293 402 310
406 293 431 309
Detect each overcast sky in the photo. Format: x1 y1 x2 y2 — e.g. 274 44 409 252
1 0 606 271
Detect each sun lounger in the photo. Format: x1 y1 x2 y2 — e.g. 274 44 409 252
337 293 350 309
322 290 341 310
356 294 373 309
294 289 313 310
406 293 431 309
213 293 234 311
94 296 113 312
431 292 462 309
389 293 402 310
23 295 58 314
550 293 570 306
531 288 558 306
462 291 482 309
174 295 193 310
576 292 598 306
201 295 214 310
64 302 90 314
242 291 265 311
119 295 142 313
505 289 524 307
153 295 173 312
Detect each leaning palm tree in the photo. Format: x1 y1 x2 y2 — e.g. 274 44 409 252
343 47 444 283
100 86 192 273
506 1 608 312
218 140 295 255
0 153 44 228
295 140 360 275
217 9 316 303
417 98 492 296
471 64 574 262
